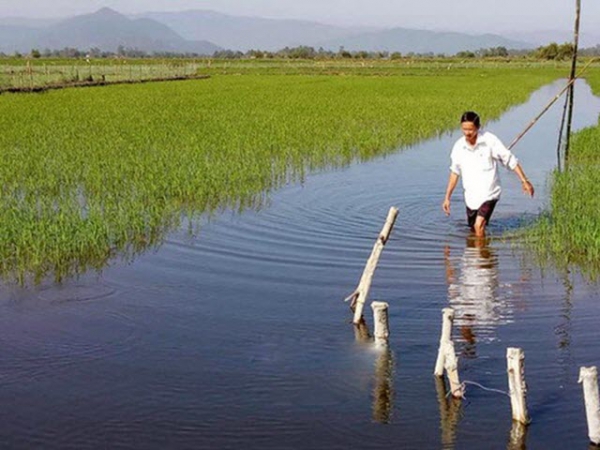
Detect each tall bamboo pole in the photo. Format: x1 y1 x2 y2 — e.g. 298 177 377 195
564 0 581 167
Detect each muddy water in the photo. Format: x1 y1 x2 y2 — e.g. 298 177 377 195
1 80 600 449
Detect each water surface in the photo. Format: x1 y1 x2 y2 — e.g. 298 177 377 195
1 80 600 449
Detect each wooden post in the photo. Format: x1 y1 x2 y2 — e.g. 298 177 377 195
434 308 455 376
579 366 600 446
371 301 390 346
507 347 529 425
443 340 464 398
345 207 398 324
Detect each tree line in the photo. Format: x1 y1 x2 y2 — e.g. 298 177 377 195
3 42 598 61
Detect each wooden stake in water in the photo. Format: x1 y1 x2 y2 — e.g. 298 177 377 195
507 347 529 425
579 366 600 445
371 301 390 346
345 207 398 324
434 308 455 376
433 308 463 398
443 340 464 398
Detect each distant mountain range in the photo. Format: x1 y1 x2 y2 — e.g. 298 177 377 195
138 10 371 52
1 7 597 56
139 9 534 53
0 8 220 55
317 28 531 55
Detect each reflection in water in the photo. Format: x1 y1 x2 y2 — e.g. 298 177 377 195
435 376 462 449
555 270 573 384
445 237 513 357
372 347 395 424
506 421 528 450
353 317 372 342
353 318 395 423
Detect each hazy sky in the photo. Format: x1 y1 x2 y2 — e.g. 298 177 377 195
0 0 598 34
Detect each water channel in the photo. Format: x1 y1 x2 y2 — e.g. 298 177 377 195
1 80 600 449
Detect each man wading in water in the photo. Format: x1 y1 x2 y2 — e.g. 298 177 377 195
442 111 535 237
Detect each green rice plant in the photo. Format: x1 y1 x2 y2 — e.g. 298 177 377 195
0 66 561 283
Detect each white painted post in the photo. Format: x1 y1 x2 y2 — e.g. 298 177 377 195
434 308 455 376
578 366 600 445
507 347 529 425
345 207 399 324
371 301 390 346
443 340 464 398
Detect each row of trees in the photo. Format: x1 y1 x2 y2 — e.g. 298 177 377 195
209 42 591 60
7 45 205 59
4 42 597 61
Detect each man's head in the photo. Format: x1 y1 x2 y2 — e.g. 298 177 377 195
460 111 480 145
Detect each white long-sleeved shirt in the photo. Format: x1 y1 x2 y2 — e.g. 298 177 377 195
449 131 519 210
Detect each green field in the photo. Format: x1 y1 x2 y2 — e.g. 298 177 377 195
0 61 564 283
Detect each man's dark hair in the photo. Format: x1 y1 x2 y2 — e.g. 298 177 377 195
461 111 481 128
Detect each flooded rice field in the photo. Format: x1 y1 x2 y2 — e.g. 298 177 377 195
1 80 600 449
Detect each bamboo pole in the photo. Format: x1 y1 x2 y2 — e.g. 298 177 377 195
579 366 600 446
345 206 399 324
556 90 569 173
506 58 596 151
507 348 529 425
564 0 581 166
434 308 455 376
371 301 390 346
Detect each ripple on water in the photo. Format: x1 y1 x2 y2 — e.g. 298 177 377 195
0 279 145 388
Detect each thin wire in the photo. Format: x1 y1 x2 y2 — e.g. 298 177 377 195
445 380 511 399
462 380 510 397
